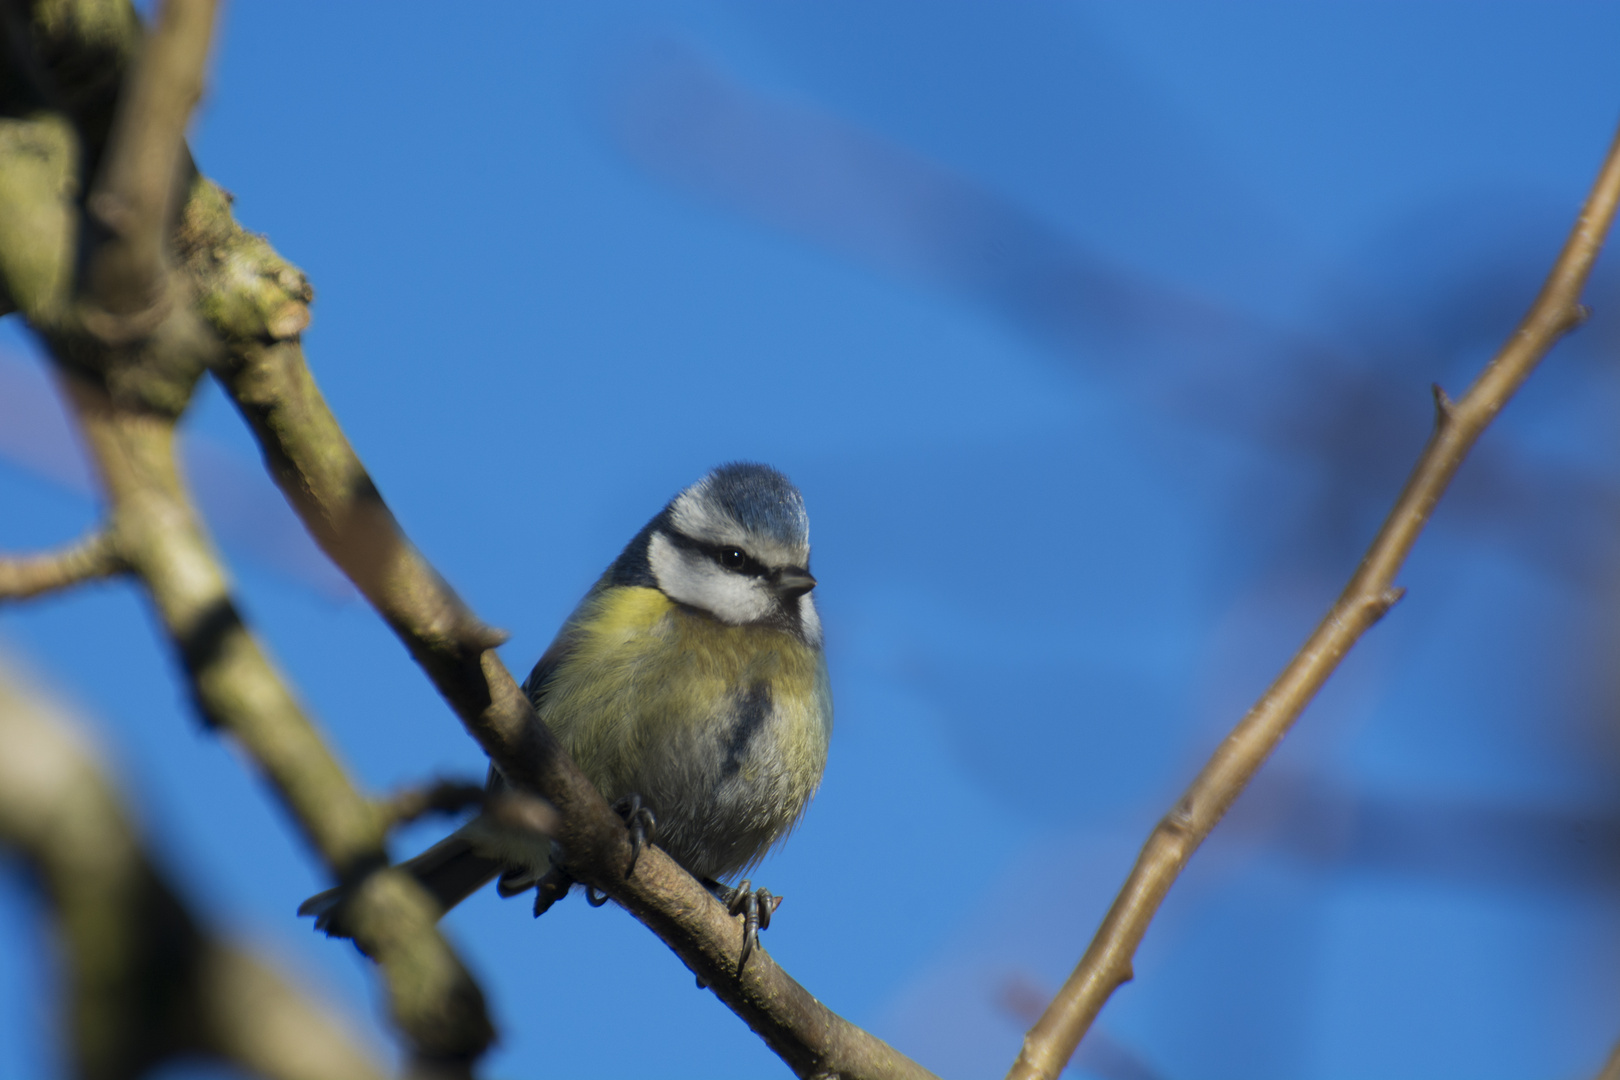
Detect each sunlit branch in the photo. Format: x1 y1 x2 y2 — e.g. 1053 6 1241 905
6 0 933 1069
1005 119 1620 1080
57 374 496 1068
0 0 499 1067
185 197 941 1080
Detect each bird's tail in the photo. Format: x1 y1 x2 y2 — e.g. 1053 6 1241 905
298 833 505 939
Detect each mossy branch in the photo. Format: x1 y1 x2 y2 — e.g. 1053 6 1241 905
1 0 497 1067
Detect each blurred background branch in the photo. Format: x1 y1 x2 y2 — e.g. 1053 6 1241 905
0 658 388 1080
1009 119 1620 1080
0 0 496 1070
0 527 124 602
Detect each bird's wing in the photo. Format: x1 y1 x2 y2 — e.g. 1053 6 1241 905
486 608 588 791
520 630 573 707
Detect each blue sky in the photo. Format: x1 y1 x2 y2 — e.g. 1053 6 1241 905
5 4 1620 1079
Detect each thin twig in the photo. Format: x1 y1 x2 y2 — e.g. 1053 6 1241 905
1005 121 1620 1080
79 0 215 338
382 779 488 829
483 789 561 839
0 529 126 602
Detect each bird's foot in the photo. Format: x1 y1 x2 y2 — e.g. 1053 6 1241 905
612 793 657 878
530 794 654 915
705 878 783 971
531 866 575 917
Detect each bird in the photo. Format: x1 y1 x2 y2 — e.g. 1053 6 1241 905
301 463 832 964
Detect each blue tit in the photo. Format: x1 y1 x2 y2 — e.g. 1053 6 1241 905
303 463 831 959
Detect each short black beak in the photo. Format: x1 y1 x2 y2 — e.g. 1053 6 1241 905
773 569 817 601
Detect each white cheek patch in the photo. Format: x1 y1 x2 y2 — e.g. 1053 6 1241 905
797 594 823 646
648 532 774 625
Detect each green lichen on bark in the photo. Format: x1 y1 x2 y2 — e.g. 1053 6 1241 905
0 111 78 321
174 175 313 344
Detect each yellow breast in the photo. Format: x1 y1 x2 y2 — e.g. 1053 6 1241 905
533 584 831 878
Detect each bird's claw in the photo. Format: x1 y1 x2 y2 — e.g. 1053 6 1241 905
707 878 782 971
612 793 657 878
532 866 574 918
533 794 653 915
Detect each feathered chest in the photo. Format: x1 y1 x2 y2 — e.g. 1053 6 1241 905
529 585 831 879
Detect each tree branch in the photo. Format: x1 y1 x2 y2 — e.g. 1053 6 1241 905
381 778 490 830
0 2 500 1066
181 193 940 1080
0 528 126 602
1004 119 1620 1080
0 660 389 1080
78 0 214 338
56 373 495 1067
0 110 79 323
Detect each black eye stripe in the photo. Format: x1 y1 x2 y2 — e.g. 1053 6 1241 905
663 531 770 577
713 545 768 577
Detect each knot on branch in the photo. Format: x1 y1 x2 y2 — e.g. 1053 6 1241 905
1430 383 1455 427
457 615 510 652
175 177 313 346
1158 802 1199 842
1368 585 1406 621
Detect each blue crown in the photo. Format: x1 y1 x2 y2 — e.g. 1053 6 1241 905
698 463 808 547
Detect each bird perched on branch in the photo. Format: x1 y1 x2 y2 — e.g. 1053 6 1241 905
301 463 832 963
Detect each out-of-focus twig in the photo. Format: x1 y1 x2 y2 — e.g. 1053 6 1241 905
1005 121 1620 1080
57 374 494 1068
1595 1034 1620 1080
0 528 125 602
381 779 488 829
0 660 389 1080
78 0 214 339
0 0 497 1067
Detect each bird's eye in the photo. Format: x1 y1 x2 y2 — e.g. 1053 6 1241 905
719 548 746 569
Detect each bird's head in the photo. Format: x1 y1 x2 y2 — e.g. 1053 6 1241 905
640 463 819 639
